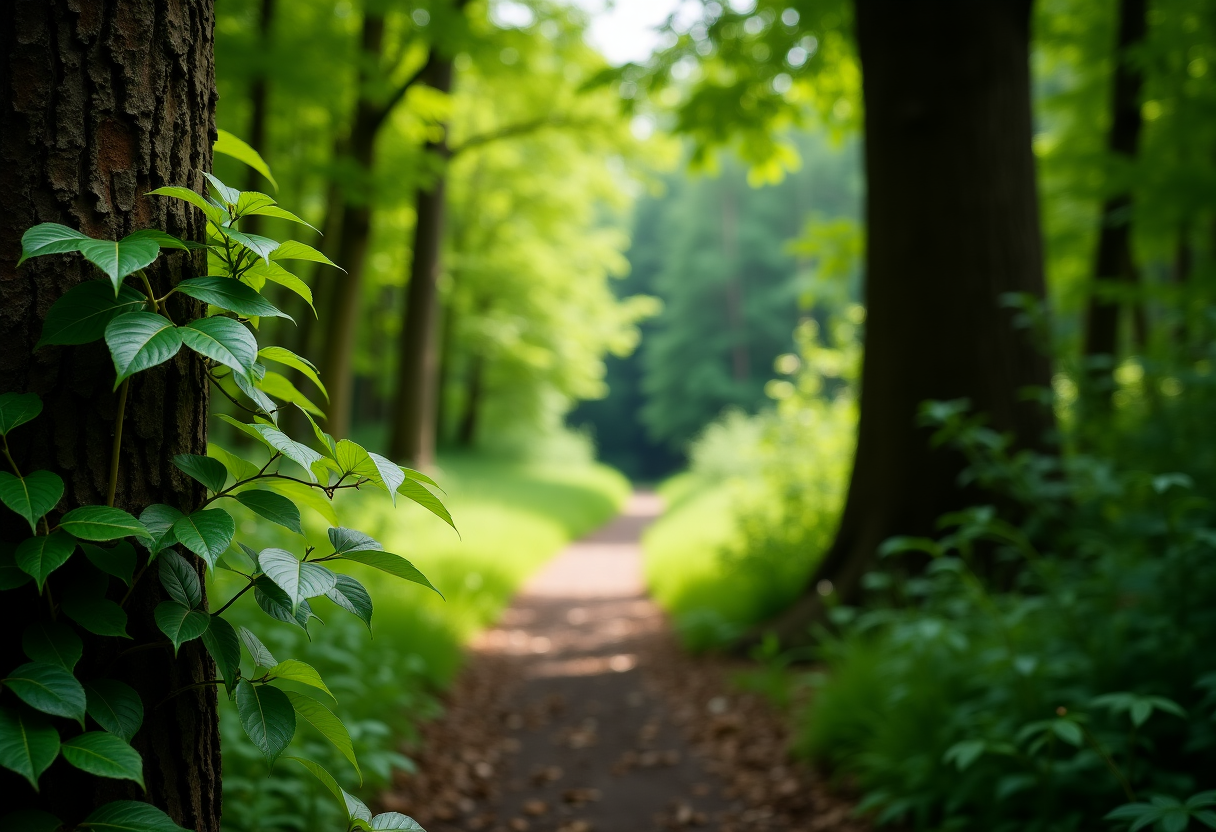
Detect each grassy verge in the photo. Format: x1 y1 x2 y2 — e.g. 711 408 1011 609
216 452 629 832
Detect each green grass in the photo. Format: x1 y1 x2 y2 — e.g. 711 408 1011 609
216 451 629 832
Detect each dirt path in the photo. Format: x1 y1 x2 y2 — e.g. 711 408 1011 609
379 493 864 832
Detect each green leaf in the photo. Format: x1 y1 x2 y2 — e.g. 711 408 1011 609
1052 719 1083 747
238 626 278 668
172 454 228 493
286 757 347 817
397 479 456 531
219 227 280 263
104 312 183 387
258 347 328 401
154 602 211 654
243 260 314 310
174 277 292 321
19 222 90 265
0 541 31 590
179 317 258 381
216 413 277 451
62 731 144 788
203 172 241 207
340 551 443 598
254 578 314 630
259 371 325 417
15 531 77 591
0 810 62 832
79 800 187 832
0 392 42 435
147 185 229 226
38 282 148 348
158 550 203 608
214 130 279 191
231 368 280 420
122 229 199 252
345 791 372 823
943 739 986 771
3 662 86 723
208 442 260 482
261 479 340 526
236 680 295 763
232 489 303 535
61 589 128 638
258 548 337 613
138 504 182 555
81 542 137 585
59 506 147 541
22 622 83 671
328 527 382 555
171 509 235 570
244 204 318 232
0 705 60 790
0 470 63 532
202 615 241 690
252 425 324 481
266 659 333 698
77 238 160 295
284 691 360 779
326 574 372 630
400 467 442 491
234 192 276 216
85 680 143 742
270 240 344 270
367 453 406 503
370 813 425 831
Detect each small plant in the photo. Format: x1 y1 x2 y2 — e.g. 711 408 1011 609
0 138 447 831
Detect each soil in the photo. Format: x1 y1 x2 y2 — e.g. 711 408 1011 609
378 493 867 832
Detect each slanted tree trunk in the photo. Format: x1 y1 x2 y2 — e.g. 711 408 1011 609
1083 0 1147 372
388 57 454 466
0 0 220 828
760 0 1053 643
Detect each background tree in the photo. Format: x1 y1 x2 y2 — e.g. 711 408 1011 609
0 0 220 827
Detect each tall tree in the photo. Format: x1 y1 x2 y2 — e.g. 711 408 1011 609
241 0 277 235
0 0 220 828
768 0 1054 636
1082 0 1147 370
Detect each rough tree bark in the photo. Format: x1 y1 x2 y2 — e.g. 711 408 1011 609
388 57 454 467
760 0 1054 642
1082 0 1147 371
0 0 220 828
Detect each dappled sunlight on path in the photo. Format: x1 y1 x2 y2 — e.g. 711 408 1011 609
379 493 864 832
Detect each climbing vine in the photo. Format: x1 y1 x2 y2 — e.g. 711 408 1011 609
0 136 442 832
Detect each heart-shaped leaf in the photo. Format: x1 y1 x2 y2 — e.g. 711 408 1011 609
327 527 382 555
15 531 77 591
61 591 129 638
19 222 90 265
258 548 337 612
0 392 42 435
22 622 83 671
253 578 313 631
326 574 372 630
3 662 86 723
158 551 202 608
171 509 235 570
0 705 60 789
85 679 144 742
38 282 148 348
59 506 148 541
154 602 211 654
104 312 183 387
179 317 258 381
172 454 228 493
62 731 145 788
236 680 295 763
174 277 291 321
139 504 183 555
0 470 64 533
232 490 303 535
77 238 160 295
81 542 137 585
80 800 187 832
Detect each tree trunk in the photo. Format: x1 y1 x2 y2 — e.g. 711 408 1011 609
241 0 276 235
760 0 1053 643
388 57 454 466
1082 0 1147 370
0 1 220 828
456 353 485 449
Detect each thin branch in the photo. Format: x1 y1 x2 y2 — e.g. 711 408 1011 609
106 379 131 508
450 116 573 157
213 578 257 617
372 52 434 131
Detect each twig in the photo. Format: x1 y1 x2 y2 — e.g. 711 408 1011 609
106 379 131 507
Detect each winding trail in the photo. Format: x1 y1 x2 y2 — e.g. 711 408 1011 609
379 493 864 832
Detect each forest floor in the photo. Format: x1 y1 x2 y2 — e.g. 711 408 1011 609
376 493 866 832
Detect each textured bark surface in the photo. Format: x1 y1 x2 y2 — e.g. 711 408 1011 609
762 0 1054 641
1083 0 1147 366
389 56 453 466
0 0 220 828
